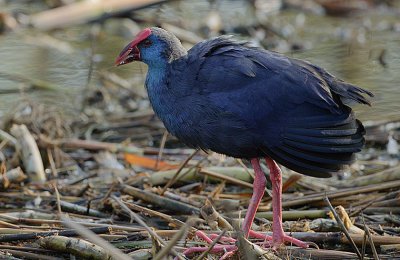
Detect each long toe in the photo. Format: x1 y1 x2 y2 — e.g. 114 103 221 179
274 234 309 249
248 230 309 250
181 231 238 259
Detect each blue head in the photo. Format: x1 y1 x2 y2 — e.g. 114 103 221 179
115 27 187 69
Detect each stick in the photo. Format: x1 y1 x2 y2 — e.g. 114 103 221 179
284 180 400 208
148 166 253 186
30 0 168 30
39 136 143 154
0 249 60 260
0 167 27 188
227 209 329 220
120 200 185 228
160 149 198 195
155 131 168 170
361 215 379 260
324 196 362 258
153 218 200 260
0 227 110 242
110 195 184 260
61 217 131 260
52 183 62 215
55 200 108 218
121 185 200 215
199 168 253 189
10 124 46 183
337 164 400 188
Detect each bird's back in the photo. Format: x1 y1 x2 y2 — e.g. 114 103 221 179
160 36 373 177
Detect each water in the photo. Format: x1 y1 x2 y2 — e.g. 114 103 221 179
0 2 399 121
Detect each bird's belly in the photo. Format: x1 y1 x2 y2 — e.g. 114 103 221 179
160 106 266 159
147 84 269 158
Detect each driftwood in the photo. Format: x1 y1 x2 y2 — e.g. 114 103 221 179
147 166 254 186
10 124 46 183
0 227 110 242
201 199 233 231
39 236 112 260
39 137 143 154
335 164 400 188
30 0 168 30
0 72 59 92
0 249 59 260
227 209 329 220
61 218 131 260
122 185 200 215
108 198 185 228
0 168 27 188
55 201 109 218
283 180 400 208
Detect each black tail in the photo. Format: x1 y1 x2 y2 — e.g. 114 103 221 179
265 113 365 178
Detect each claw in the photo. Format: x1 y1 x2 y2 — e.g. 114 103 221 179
305 241 319 249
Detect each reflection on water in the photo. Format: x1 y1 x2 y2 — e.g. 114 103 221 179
0 2 399 121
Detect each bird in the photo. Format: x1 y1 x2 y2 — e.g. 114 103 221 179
116 27 373 258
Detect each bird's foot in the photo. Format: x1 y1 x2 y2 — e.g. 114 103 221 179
266 231 309 249
182 231 237 259
182 230 309 259
182 230 274 259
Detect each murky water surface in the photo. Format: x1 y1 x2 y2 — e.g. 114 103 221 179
0 1 399 121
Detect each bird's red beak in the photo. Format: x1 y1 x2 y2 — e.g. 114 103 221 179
115 28 152 66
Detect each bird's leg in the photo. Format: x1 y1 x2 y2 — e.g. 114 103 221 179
181 158 270 258
265 157 308 249
242 158 268 237
181 158 308 258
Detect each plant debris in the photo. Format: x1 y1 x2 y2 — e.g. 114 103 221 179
0 0 399 259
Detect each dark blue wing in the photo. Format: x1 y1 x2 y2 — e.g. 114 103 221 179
170 37 372 177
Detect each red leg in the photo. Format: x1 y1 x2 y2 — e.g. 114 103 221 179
181 158 308 259
265 157 308 249
242 158 267 237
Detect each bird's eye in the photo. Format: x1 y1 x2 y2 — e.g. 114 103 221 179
142 39 152 47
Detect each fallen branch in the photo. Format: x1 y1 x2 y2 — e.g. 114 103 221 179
283 180 400 208
335 164 400 188
0 249 60 260
39 136 143 154
227 209 329 221
0 227 110 242
10 124 46 183
148 166 254 186
121 184 200 215
54 200 109 218
39 236 112 260
61 217 131 260
0 168 27 188
30 0 168 30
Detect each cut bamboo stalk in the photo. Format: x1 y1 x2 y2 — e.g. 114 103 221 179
121 185 200 215
148 166 253 186
199 168 253 189
336 164 400 188
30 0 167 30
126 230 400 246
39 236 112 260
40 137 143 154
10 124 46 183
0 167 27 188
226 210 329 220
283 180 400 208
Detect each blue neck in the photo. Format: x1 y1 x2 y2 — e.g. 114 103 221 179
146 64 167 88
145 64 171 118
